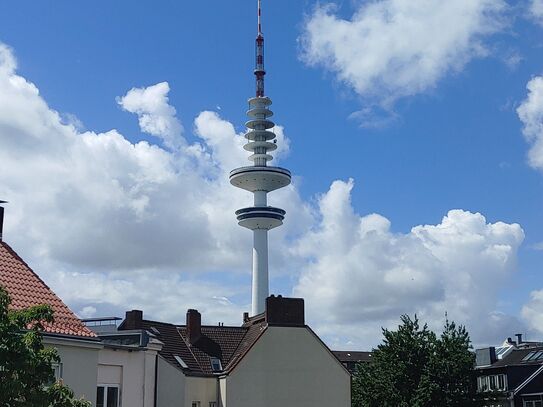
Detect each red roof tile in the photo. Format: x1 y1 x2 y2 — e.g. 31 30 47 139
0 241 96 338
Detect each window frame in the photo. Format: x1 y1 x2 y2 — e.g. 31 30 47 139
97 383 121 407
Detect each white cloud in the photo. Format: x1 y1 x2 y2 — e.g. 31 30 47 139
0 42 527 348
522 290 543 336
0 43 312 325
300 0 506 110
517 75 543 171
117 81 184 149
293 179 525 348
530 0 543 25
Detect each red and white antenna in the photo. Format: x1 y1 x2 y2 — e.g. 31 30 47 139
255 0 265 97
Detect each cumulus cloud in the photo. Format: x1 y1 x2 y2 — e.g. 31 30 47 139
300 0 506 114
294 179 524 348
0 42 527 347
530 0 543 25
117 81 184 149
517 75 543 171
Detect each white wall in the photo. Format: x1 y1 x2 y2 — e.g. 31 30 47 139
223 326 351 407
156 356 185 407
45 337 101 406
98 347 158 407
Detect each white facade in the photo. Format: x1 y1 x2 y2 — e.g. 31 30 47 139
219 326 351 407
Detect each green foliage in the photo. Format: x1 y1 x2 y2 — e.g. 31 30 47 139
0 286 91 407
352 315 476 407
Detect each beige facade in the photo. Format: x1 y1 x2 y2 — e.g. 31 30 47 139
219 326 351 407
45 336 102 405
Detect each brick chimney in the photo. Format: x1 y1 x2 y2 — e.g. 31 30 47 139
186 309 202 345
123 310 143 330
265 295 305 326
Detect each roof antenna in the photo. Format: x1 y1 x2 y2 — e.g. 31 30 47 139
0 200 7 242
255 0 266 97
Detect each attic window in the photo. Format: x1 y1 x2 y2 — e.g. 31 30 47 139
522 351 538 362
174 355 188 369
150 326 160 335
210 357 222 372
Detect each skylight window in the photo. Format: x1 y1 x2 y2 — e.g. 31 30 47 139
522 351 537 362
529 351 543 361
210 357 222 372
174 355 188 369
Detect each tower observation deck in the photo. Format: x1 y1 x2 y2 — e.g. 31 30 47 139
230 0 291 316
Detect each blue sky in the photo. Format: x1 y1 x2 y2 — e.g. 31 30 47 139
1 0 543 349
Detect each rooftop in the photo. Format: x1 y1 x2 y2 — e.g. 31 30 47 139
0 241 96 339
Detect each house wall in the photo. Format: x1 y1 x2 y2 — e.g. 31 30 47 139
156 357 186 407
98 347 158 407
223 326 351 407
45 337 101 405
184 376 218 407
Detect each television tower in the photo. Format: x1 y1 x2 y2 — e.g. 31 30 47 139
230 0 291 316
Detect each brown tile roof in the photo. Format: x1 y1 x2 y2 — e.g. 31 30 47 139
138 318 266 376
0 241 96 338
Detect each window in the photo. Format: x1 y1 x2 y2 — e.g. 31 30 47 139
523 351 537 361
477 376 488 392
477 374 507 392
210 357 222 372
209 403 217 407
489 375 496 390
497 374 507 391
174 355 188 369
524 401 543 407
191 402 201 407
96 385 120 407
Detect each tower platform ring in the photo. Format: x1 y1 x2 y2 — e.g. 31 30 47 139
236 206 285 230
230 166 291 192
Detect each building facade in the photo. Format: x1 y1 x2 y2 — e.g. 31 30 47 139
476 338 543 407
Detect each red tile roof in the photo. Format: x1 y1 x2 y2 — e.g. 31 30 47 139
0 241 96 338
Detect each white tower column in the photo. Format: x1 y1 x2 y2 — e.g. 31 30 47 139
252 229 269 315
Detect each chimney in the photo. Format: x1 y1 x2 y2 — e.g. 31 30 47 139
0 200 7 242
243 312 249 323
265 295 305 326
516 333 523 345
186 309 202 345
123 310 143 330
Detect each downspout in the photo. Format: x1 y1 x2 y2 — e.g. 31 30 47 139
154 354 158 407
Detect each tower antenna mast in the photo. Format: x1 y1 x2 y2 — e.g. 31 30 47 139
230 0 292 316
255 0 265 97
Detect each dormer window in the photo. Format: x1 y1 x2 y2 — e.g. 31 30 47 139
210 357 222 372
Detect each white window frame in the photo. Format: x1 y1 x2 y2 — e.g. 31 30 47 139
209 402 218 407
97 383 121 407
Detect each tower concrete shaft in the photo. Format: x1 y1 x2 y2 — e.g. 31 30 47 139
230 0 291 316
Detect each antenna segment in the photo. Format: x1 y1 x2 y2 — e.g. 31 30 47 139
255 0 265 97
230 0 291 316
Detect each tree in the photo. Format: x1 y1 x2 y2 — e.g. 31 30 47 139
0 286 91 407
352 315 476 407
